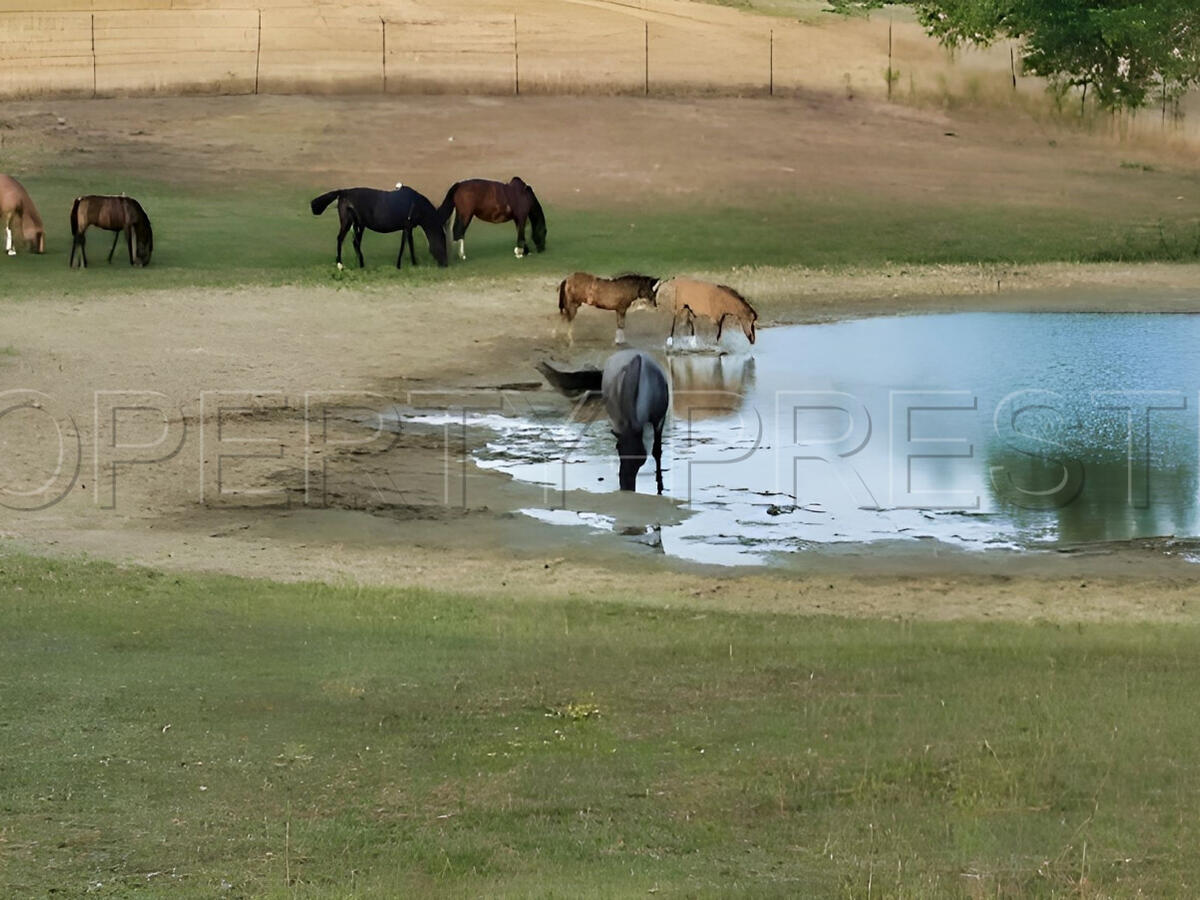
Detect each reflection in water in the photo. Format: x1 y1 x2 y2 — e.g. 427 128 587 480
669 354 755 421
477 313 1200 564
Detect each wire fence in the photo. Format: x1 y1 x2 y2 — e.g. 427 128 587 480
0 6 1025 99
0 5 1195 141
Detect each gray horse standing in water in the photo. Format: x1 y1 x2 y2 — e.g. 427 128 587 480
602 349 669 493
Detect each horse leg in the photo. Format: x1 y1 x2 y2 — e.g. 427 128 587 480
614 309 627 345
334 214 351 270
396 228 412 269
513 215 528 259
127 226 138 267
453 212 472 260
352 225 365 269
686 308 697 337
4 212 15 257
652 420 664 495
667 309 678 348
408 227 418 266
715 313 725 343
107 229 122 264
78 230 88 268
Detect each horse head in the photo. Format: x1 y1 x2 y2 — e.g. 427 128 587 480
25 223 44 254
613 428 648 491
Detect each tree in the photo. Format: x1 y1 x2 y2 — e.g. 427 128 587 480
829 0 1200 112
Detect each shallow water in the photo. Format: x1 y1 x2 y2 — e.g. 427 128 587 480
446 313 1200 565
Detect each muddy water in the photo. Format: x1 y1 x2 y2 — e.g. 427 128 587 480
426 313 1200 565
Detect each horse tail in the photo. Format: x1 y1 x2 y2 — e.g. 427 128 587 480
310 190 341 216
69 197 81 238
437 182 460 226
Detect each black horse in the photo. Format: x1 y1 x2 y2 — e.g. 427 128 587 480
310 185 448 269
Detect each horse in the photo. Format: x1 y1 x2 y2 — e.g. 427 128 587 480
660 278 757 348
69 195 153 268
310 185 448 270
602 349 669 494
558 272 661 345
437 177 546 260
0 175 45 256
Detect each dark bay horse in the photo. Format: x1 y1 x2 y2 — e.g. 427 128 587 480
558 272 660 344
69 195 153 268
438 177 546 260
1 175 45 256
602 349 669 494
311 186 447 269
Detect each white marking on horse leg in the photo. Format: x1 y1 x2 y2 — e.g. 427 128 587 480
5 226 13 256
457 239 466 260
514 246 524 258
614 327 626 345
666 335 674 348
337 262 344 271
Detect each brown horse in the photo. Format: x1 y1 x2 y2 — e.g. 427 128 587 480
660 278 757 348
69 195 153 268
437 177 546 260
0 175 45 256
558 272 660 345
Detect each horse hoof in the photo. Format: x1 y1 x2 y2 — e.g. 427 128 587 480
6 249 15 257
336 262 344 271
513 247 525 259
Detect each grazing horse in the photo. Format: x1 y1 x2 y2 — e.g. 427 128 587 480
438 177 546 260
660 278 757 348
602 349 669 494
69 195 153 268
558 272 660 345
310 186 448 269
0 175 45 256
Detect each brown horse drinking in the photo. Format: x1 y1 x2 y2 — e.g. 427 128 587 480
69 195 154 268
558 272 660 344
437 177 546 260
660 278 757 349
0 175 45 256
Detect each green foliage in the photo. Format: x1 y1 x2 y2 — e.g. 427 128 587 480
833 0 1200 112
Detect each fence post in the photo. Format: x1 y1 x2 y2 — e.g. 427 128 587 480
91 13 97 97
513 14 519 96
644 20 649 96
254 9 262 95
381 17 387 93
887 18 893 102
769 29 773 97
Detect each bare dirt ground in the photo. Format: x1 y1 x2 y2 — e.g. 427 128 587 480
4 94 1200 622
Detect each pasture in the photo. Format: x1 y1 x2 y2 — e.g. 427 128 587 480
4 553 1200 896
2 89 1200 897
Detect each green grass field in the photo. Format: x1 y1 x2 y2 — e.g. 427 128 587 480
1 552 1197 896
4 168 1198 301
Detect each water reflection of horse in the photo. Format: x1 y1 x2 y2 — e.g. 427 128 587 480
438 177 546 260
668 354 754 421
310 185 448 269
0 175 45 256
603 350 669 493
69 195 153 268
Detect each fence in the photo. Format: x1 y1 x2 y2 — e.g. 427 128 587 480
0 3 1196 140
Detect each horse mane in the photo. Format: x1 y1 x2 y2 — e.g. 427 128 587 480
717 284 757 319
125 197 154 257
612 273 658 292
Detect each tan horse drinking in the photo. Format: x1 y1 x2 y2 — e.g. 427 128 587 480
0 175 46 257
660 277 757 348
558 272 660 344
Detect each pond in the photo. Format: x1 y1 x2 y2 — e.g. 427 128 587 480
451 313 1200 565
